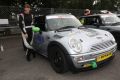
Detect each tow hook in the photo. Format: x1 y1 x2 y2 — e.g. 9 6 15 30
91 61 97 69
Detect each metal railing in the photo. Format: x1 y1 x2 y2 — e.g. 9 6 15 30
0 6 117 35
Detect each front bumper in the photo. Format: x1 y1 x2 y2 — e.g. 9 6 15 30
67 44 117 70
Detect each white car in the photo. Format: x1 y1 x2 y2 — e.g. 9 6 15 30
22 14 117 73
80 14 120 49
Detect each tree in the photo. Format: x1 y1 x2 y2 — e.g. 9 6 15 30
92 0 118 10
0 0 120 11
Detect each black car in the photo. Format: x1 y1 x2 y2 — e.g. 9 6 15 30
80 14 120 49
117 14 120 18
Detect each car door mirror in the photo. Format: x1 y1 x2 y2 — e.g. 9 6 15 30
32 27 41 34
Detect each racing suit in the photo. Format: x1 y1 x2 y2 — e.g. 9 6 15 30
19 13 36 61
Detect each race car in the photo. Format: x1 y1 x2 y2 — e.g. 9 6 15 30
22 14 117 73
80 14 120 49
117 14 120 18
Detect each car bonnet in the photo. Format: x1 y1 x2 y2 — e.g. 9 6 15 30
55 28 112 53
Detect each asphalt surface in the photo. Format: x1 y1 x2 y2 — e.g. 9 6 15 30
0 36 120 80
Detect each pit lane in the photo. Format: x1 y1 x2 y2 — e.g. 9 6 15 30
0 36 120 80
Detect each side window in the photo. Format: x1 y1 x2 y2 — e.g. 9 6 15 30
34 16 46 31
93 16 101 24
84 17 94 25
80 16 101 26
79 17 85 24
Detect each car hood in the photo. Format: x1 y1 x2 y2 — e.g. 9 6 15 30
109 25 120 31
54 28 115 54
56 28 106 39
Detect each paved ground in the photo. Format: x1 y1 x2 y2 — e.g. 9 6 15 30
0 36 120 80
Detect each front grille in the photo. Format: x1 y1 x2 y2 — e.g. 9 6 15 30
90 40 115 52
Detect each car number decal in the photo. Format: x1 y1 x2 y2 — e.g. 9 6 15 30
35 35 44 44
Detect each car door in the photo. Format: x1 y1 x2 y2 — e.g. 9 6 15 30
32 16 49 56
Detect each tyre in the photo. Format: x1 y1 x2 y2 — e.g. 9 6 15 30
117 43 120 50
48 45 68 73
26 49 36 61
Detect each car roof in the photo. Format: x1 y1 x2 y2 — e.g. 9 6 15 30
46 13 75 19
47 13 73 16
80 14 117 18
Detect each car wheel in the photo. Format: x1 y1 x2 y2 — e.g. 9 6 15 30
48 45 68 73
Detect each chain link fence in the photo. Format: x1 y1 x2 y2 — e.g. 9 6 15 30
0 6 86 26
0 6 118 25
0 6 84 35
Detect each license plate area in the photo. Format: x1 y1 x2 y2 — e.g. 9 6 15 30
97 52 113 62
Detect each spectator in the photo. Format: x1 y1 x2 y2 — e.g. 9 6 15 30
80 9 91 24
84 9 91 16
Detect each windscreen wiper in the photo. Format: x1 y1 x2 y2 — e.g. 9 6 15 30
78 25 87 29
56 26 75 32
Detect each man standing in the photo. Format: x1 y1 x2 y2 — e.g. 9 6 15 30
19 4 35 61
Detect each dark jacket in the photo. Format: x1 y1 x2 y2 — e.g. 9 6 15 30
19 13 33 34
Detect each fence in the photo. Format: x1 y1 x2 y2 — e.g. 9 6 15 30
0 6 118 27
0 6 119 35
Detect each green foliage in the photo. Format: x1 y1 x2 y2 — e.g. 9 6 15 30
0 0 119 10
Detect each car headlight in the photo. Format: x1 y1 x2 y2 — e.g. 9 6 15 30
69 38 82 52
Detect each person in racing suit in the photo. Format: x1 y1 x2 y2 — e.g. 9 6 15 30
19 4 36 61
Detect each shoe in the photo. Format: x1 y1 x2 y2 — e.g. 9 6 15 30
26 49 31 61
32 51 36 58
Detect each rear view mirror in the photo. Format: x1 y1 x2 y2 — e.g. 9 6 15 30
32 27 40 33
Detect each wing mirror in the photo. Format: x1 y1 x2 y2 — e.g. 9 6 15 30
32 26 42 34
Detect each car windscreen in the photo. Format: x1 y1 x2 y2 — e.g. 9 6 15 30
46 17 82 30
101 15 120 25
